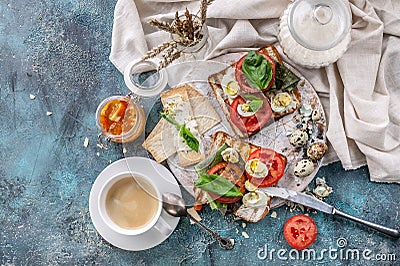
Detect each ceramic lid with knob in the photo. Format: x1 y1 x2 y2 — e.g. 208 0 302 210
279 0 352 68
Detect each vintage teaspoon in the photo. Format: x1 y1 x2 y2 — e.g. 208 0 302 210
162 192 234 250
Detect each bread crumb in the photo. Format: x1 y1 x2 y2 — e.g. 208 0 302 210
187 207 201 224
242 222 246 228
230 239 235 246
83 137 89 147
242 231 249 239
29 94 36 100
270 211 277 218
46 111 52 116
122 147 127 154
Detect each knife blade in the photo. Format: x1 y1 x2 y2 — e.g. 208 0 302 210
261 187 400 238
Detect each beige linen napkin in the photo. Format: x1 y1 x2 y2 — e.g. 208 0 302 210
110 0 400 183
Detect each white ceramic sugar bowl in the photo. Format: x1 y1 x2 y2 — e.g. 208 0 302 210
278 0 352 68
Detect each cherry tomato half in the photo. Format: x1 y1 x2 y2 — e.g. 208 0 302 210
207 162 246 204
235 51 276 93
283 214 317 250
245 148 286 187
229 95 272 134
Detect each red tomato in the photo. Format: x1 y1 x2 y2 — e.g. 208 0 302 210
207 162 245 204
229 95 272 134
245 148 286 187
283 214 317 250
235 51 276 93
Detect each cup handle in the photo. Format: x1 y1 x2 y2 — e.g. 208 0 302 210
153 214 173 236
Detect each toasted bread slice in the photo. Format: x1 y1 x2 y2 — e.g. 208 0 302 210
198 131 287 222
144 84 220 166
208 45 301 138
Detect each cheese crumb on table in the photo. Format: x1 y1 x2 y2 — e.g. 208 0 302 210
242 231 249 239
187 207 201 225
83 137 89 147
29 94 36 100
46 111 52 116
242 222 246 228
270 211 277 218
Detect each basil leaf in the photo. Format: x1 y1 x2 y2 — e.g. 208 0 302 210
242 94 262 101
194 173 243 197
206 193 227 210
249 99 263 112
272 62 300 90
209 143 229 169
160 112 180 130
161 112 200 153
242 50 273 90
179 124 199 152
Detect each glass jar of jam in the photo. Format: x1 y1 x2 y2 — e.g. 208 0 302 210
96 95 145 144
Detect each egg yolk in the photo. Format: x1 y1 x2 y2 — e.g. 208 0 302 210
273 93 292 108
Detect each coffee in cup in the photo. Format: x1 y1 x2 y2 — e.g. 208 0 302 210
98 171 172 236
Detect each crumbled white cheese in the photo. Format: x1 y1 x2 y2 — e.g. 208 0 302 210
242 231 249 239
46 111 52 116
229 239 235 246
242 222 246 228
122 147 127 154
187 207 201 225
270 211 277 218
29 94 36 100
83 137 89 147
96 152 100 157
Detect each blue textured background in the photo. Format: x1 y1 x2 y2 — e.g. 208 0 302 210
0 0 398 265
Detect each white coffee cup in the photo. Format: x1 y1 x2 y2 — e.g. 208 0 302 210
98 171 172 236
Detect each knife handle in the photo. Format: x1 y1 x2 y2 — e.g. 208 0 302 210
333 208 400 238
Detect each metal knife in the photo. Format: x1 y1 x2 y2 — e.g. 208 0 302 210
261 187 400 238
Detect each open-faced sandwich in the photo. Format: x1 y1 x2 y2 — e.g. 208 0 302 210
208 45 302 138
143 84 221 167
194 131 287 222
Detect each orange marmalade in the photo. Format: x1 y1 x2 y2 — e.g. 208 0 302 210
96 96 145 143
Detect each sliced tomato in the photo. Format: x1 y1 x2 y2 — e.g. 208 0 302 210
229 95 272 134
207 162 245 204
235 51 276 93
245 148 286 187
283 214 317 250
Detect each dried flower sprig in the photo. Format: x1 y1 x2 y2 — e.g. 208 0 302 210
142 0 214 70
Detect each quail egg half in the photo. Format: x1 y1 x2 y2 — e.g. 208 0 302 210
242 190 270 208
221 70 239 99
237 102 257 117
245 159 269 179
221 147 240 163
270 92 296 113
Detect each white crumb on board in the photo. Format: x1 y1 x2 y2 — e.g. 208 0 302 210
29 94 36 100
46 111 52 116
242 222 246 228
270 211 277 218
242 231 249 239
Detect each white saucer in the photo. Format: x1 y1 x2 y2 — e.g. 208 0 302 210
89 157 181 251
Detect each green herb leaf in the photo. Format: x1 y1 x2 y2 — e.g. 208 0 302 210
161 112 200 152
249 99 263 112
272 62 300 90
242 94 264 113
242 50 273 90
206 193 227 210
179 124 199 152
160 112 180 129
242 94 262 101
194 173 243 197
